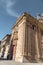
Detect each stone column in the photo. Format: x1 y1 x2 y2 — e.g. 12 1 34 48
38 29 42 61
15 16 26 62
10 32 14 60
0 47 3 57
4 45 9 59
35 29 40 62
13 40 17 60
27 24 31 61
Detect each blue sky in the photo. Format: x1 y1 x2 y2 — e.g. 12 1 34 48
0 0 43 40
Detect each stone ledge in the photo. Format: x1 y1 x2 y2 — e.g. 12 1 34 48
0 61 43 65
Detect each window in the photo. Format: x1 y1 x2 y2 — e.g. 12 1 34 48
1 46 6 58
41 31 43 35
32 25 36 30
30 23 36 30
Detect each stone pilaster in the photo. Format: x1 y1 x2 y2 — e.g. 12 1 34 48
15 16 26 62
35 29 40 62
38 29 42 61
30 26 36 62
4 45 9 59
26 24 31 61
0 47 3 57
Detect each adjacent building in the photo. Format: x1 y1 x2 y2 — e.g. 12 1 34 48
0 34 11 60
0 41 1 53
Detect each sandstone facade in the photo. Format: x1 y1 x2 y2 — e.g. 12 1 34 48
11 13 43 62
0 12 43 63
0 34 11 60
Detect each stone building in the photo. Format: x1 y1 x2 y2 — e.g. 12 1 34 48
11 12 43 62
0 41 1 52
0 12 43 63
0 34 11 60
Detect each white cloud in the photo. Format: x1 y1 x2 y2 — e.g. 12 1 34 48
0 0 20 17
7 8 20 17
6 1 14 7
